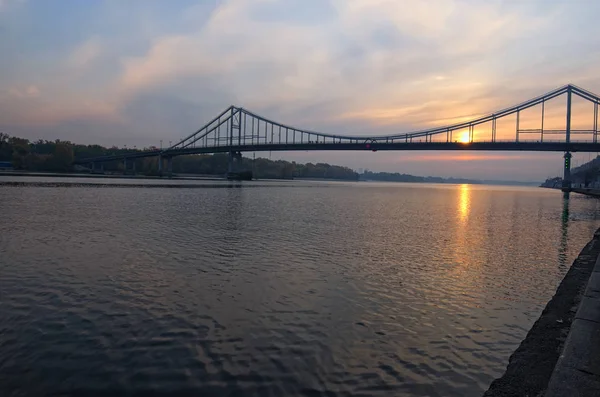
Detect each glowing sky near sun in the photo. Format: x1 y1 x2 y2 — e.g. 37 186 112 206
1 0 599 180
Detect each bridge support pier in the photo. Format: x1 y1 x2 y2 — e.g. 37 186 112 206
227 151 243 176
123 158 127 174
158 155 163 175
167 157 173 178
132 161 136 174
562 151 572 196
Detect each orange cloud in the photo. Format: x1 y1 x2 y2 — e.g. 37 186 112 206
392 153 532 162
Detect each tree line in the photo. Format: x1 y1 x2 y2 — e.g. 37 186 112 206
0 133 359 180
359 170 479 184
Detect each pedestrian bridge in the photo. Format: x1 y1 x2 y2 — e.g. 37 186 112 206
74 84 600 184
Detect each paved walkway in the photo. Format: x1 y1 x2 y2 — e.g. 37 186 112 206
546 252 600 396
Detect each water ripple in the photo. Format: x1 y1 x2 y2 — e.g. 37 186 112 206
1 182 600 396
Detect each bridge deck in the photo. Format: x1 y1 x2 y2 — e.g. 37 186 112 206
74 142 600 164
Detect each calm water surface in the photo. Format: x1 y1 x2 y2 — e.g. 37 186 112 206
1 179 600 396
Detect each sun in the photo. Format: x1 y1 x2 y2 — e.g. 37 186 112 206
459 131 470 144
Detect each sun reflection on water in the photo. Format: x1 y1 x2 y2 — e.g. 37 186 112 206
458 184 471 222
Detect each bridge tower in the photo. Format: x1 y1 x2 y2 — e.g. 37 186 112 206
226 108 248 179
562 86 573 195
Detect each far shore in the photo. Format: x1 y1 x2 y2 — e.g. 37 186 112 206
0 170 224 181
0 170 541 186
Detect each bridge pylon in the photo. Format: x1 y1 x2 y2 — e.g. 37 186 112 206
562 87 573 196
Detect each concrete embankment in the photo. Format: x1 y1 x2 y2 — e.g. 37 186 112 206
483 227 600 397
545 239 600 395
571 188 600 198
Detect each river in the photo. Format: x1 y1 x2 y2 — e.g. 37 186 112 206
1 178 599 396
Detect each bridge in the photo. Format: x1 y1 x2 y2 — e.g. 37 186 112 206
75 84 600 188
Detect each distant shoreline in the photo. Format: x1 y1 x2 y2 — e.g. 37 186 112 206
0 171 541 187
0 171 224 181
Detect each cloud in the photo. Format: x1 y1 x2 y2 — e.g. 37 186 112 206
7 84 40 98
0 81 118 126
391 153 533 162
68 36 103 69
0 0 25 12
116 0 562 130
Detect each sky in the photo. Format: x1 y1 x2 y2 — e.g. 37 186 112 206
1 0 600 181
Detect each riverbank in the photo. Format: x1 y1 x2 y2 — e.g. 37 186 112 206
0 171 540 186
484 227 600 396
571 187 600 198
0 171 359 183
0 170 224 181
546 246 600 395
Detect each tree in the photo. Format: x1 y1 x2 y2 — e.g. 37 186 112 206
50 142 74 172
0 133 11 161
